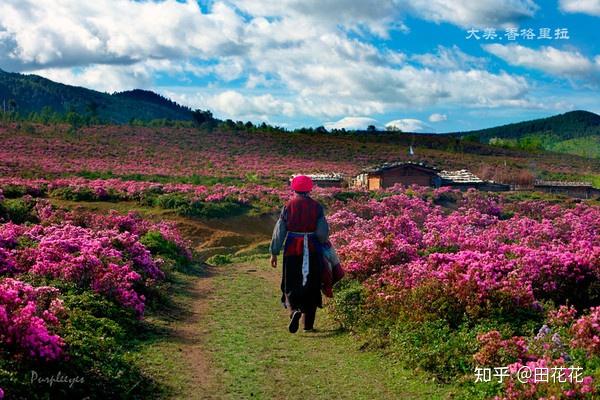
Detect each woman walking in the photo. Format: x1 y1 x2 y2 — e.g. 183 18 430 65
270 175 329 333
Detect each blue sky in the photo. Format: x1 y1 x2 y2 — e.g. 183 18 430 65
0 0 599 131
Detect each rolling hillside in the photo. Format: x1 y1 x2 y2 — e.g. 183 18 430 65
0 69 193 123
456 110 600 158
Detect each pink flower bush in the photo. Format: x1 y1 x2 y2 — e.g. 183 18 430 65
0 201 192 398
495 358 595 399
0 278 65 361
331 189 600 318
570 307 600 355
330 188 599 397
1 207 191 317
548 305 578 328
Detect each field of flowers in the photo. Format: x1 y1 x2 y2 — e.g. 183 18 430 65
2 121 600 399
328 186 600 398
0 189 192 399
1 122 598 185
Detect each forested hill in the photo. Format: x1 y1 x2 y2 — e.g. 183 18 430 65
457 110 600 141
0 69 193 123
454 110 600 158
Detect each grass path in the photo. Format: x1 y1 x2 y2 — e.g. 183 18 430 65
171 256 457 400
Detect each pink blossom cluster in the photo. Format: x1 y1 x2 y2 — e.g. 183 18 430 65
496 358 594 399
77 210 193 262
0 278 65 361
2 223 144 315
571 306 600 355
475 311 599 399
330 189 600 317
1 207 191 316
0 203 192 399
0 177 289 204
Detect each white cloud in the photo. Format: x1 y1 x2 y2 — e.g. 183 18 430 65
403 0 538 28
0 0 549 123
230 0 538 30
428 113 448 122
324 117 378 130
0 0 245 71
163 89 295 121
559 0 600 16
385 118 429 132
28 60 211 93
0 0 540 73
412 46 486 70
484 44 600 85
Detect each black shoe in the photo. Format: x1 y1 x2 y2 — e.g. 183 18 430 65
289 311 301 333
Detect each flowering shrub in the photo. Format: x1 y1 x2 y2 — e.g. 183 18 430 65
0 278 65 361
1 206 193 316
571 307 600 356
0 200 192 399
331 189 600 320
329 188 600 397
496 358 595 399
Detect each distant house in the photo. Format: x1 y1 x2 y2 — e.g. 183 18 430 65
291 173 345 188
533 180 600 199
354 162 510 192
354 162 441 190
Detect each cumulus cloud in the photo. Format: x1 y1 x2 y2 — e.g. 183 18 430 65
324 117 378 130
412 46 487 70
484 44 600 85
403 0 538 28
163 89 295 122
428 113 448 122
230 0 538 30
0 0 245 71
0 0 548 122
385 118 429 132
559 0 600 16
28 59 212 93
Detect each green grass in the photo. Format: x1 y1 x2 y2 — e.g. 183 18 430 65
202 255 458 400
129 264 205 398
548 136 600 159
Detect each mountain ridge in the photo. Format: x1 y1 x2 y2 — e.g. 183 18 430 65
0 69 193 123
453 110 600 141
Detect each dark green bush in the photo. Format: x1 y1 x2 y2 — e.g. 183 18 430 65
140 230 188 266
0 184 30 198
50 187 96 201
390 319 479 382
0 198 37 224
183 200 249 219
330 279 366 330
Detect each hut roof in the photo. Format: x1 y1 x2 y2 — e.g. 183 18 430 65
291 173 344 181
362 161 440 174
534 180 593 188
439 169 484 184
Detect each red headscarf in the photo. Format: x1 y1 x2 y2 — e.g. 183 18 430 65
291 175 313 192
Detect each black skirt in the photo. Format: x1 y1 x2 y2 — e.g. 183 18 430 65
281 253 323 311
